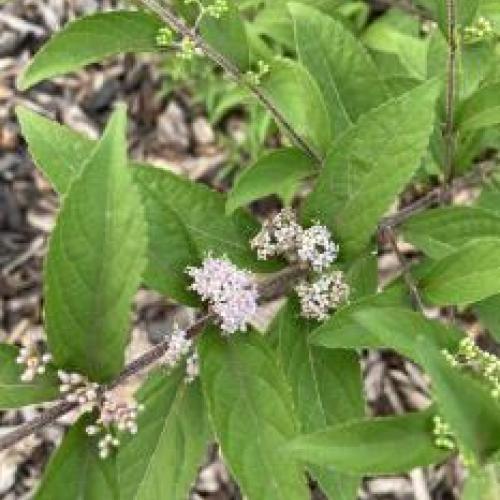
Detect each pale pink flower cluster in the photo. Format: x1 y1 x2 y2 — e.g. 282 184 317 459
163 324 199 383
164 324 193 368
187 256 258 334
86 390 144 459
251 209 338 272
295 271 350 321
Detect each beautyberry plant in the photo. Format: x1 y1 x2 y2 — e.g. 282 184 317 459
4 0 500 498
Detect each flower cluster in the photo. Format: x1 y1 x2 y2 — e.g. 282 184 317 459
16 344 52 382
164 324 193 368
86 391 144 459
295 271 349 321
251 208 338 272
163 324 200 383
187 256 258 334
251 208 302 260
463 17 494 43
443 337 500 399
252 209 344 319
58 370 99 408
432 415 456 451
297 225 338 272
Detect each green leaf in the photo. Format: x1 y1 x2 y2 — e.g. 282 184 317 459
17 107 274 305
287 407 450 475
133 164 278 304
253 5 295 49
362 16 428 80
226 148 316 214
312 306 463 363
463 464 500 500
346 254 378 301
474 295 500 342
200 0 250 70
17 106 96 195
290 3 390 138
0 344 59 408
36 414 119 500
420 238 500 306
401 206 500 260
303 80 440 259
417 338 500 461
309 286 410 350
199 326 309 500
478 184 500 216
19 11 162 90
270 298 363 499
457 82 500 132
44 106 147 382
118 369 209 500
260 57 332 158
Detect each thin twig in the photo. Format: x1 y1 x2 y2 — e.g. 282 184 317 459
139 0 323 164
385 227 426 311
444 0 457 184
379 159 499 230
0 401 77 452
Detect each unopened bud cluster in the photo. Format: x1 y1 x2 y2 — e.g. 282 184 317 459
163 324 199 383
443 337 500 399
156 27 174 47
251 209 338 272
157 0 229 59
295 271 349 321
187 256 258 334
432 415 456 451
16 344 52 382
86 392 144 459
245 60 270 86
463 17 494 43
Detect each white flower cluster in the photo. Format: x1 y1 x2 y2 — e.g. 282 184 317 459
187 256 258 334
86 391 144 459
295 271 350 321
163 324 200 383
16 345 52 382
297 225 338 273
251 209 338 272
58 370 99 409
444 337 500 399
251 208 302 260
164 324 193 368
